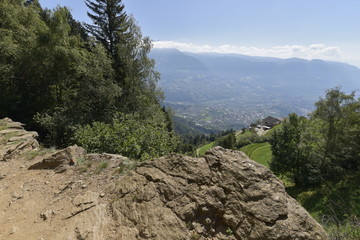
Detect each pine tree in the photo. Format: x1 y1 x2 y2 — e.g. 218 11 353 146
85 0 128 58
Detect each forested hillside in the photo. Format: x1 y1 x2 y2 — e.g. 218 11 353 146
0 0 177 159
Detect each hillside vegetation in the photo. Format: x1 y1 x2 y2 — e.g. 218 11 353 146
0 0 177 160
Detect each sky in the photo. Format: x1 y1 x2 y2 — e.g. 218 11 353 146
39 0 360 67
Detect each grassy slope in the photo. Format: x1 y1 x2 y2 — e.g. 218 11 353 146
287 172 360 239
287 171 360 219
237 130 254 138
196 141 216 157
240 142 272 167
264 123 282 136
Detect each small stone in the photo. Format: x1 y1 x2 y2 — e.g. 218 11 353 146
10 226 17 235
40 210 55 220
81 184 87 189
12 192 23 200
99 193 105 198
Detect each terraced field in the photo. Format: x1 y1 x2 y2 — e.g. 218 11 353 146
240 142 272 167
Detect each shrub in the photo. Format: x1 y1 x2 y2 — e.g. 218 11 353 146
74 113 177 160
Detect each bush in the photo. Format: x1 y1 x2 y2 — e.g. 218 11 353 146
74 113 177 160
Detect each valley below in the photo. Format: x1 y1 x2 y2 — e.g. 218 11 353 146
151 48 360 132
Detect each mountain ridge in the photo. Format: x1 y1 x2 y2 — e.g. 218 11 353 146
150 48 360 131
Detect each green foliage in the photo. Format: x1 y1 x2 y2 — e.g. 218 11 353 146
240 142 272 167
74 112 177 160
114 15 163 113
86 0 162 114
98 161 109 170
196 141 216 157
264 123 283 136
310 87 360 179
267 88 360 237
269 113 313 185
85 0 128 57
218 131 236 149
0 0 172 154
236 129 263 148
226 227 234 236
287 172 360 239
269 88 360 186
324 217 360 240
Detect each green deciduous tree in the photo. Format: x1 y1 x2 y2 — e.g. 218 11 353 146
0 0 177 154
0 0 48 121
270 88 360 186
310 87 360 179
115 15 163 113
0 1 122 146
270 113 312 185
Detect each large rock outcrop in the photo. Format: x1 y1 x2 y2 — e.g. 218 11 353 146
111 147 328 240
0 118 329 240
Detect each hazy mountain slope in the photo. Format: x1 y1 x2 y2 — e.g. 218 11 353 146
150 49 220 103
186 52 360 97
150 48 360 131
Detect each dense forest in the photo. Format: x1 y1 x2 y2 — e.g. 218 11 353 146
0 0 177 160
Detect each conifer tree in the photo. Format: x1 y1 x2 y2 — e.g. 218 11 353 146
85 0 163 113
84 0 128 58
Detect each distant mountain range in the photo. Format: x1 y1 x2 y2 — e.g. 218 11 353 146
150 48 360 132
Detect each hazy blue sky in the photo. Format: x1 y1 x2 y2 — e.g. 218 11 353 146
39 0 360 67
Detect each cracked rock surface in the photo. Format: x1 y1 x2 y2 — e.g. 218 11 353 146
0 118 328 240
111 147 328 240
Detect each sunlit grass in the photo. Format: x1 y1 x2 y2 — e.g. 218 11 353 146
196 141 216 157
264 123 282 136
240 142 272 167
